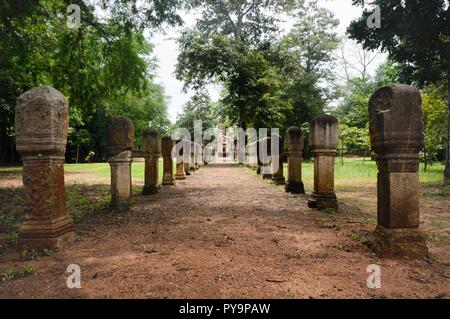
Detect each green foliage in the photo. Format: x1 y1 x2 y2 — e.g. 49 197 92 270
175 91 218 134
0 0 179 163
0 263 36 282
338 123 370 154
348 0 450 181
348 0 449 86
422 84 448 162
177 0 339 130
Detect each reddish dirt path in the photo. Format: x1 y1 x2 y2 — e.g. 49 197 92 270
0 165 449 298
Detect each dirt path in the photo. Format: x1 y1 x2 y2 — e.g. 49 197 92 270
0 165 449 298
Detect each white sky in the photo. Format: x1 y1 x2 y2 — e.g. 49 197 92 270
147 0 386 123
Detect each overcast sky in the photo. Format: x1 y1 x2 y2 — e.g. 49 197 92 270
148 0 385 123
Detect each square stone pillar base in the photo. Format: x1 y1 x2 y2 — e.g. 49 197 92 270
162 176 176 186
372 226 428 259
285 181 305 194
143 185 161 195
19 215 75 251
272 176 285 185
308 192 338 210
175 162 186 180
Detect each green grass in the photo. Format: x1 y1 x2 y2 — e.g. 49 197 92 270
65 158 169 182
283 157 445 190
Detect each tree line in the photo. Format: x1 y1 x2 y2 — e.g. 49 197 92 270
174 0 449 183
1 1 449 183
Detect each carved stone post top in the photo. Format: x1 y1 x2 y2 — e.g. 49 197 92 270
284 126 304 154
162 135 175 153
369 84 424 157
15 86 69 155
309 114 339 152
108 150 133 163
106 116 134 158
142 128 161 155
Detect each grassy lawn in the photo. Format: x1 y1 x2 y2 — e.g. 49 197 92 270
1 157 445 187
298 157 445 190
64 159 170 182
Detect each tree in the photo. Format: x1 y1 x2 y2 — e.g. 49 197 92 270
175 91 218 135
279 0 341 126
0 0 179 163
348 0 450 183
177 0 302 130
422 84 448 168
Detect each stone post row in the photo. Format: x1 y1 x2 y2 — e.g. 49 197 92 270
142 128 161 195
308 115 339 211
369 84 428 258
162 135 175 186
15 86 74 251
106 116 134 212
284 126 305 194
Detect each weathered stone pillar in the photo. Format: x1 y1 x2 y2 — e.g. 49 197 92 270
308 115 338 210
162 135 176 186
190 141 196 171
261 137 273 179
272 133 285 185
369 84 428 258
15 86 74 251
106 116 134 211
245 144 250 167
284 126 304 193
175 140 187 180
249 142 258 170
195 143 203 168
142 128 161 195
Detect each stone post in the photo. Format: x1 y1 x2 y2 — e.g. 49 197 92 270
272 133 285 185
175 140 187 180
106 116 134 211
245 144 250 167
369 84 428 258
195 143 203 168
308 115 339 210
15 86 74 251
261 137 272 179
162 135 176 186
284 126 304 193
190 141 196 171
249 142 258 170
142 128 161 195
184 140 192 175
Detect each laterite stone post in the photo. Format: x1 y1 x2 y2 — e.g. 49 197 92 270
249 142 258 170
261 137 273 179
369 84 428 258
308 115 339 210
272 133 285 185
190 141 196 172
15 86 74 251
162 135 176 186
175 140 187 180
284 126 305 194
106 116 134 211
142 128 161 195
